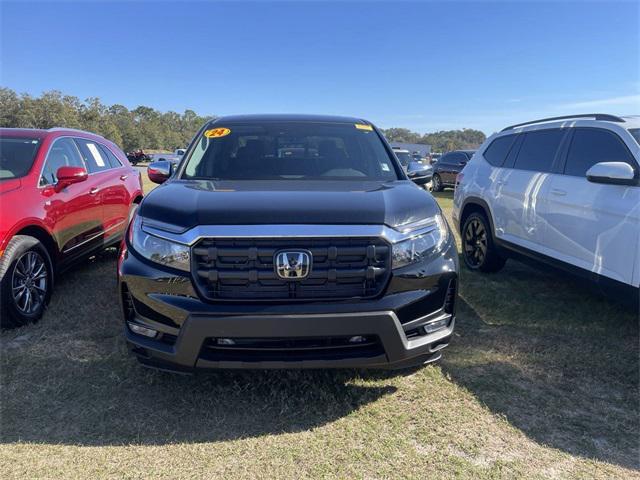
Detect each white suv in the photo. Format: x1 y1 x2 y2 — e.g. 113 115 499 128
453 114 640 304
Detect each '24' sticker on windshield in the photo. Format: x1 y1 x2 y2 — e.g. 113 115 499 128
204 127 231 138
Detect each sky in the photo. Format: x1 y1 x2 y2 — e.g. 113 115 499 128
1 0 639 134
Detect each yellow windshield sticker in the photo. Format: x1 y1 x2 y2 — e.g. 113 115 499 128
355 123 373 131
204 127 231 138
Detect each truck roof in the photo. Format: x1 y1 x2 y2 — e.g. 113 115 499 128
208 114 372 125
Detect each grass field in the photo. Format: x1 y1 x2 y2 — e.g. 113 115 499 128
1 182 638 479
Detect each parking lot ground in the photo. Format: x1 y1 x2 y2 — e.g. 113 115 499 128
1 190 638 479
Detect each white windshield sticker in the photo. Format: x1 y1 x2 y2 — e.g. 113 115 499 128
87 143 106 167
381 163 390 171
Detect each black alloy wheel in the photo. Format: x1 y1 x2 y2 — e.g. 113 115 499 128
12 250 48 315
463 217 487 268
461 212 506 273
1 235 53 327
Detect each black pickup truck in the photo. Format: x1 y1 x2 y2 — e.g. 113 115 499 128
118 114 458 372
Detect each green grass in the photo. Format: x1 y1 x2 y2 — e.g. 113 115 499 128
140 168 157 193
1 190 638 479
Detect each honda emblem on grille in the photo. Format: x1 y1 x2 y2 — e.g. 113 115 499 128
275 251 312 279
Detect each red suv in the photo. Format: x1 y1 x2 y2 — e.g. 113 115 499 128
0 128 143 327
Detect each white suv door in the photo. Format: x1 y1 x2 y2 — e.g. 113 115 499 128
540 127 640 286
491 128 566 252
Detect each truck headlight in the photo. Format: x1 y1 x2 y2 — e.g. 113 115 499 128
392 214 449 269
129 215 190 272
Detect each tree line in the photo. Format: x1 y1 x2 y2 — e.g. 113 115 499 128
0 88 486 153
0 88 213 153
380 127 486 152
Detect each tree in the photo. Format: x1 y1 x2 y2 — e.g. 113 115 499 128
422 129 486 151
0 88 213 152
381 128 422 143
0 87 485 153
0 88 20 127
381 126 486 151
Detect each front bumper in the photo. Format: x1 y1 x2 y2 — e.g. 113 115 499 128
118 234 459 371
126 311 454 371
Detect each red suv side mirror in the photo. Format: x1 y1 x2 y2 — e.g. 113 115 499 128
55 166 88 192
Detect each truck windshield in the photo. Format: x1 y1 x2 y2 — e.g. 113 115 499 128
182 122 400 181
0 137 41 180
629 128 640 146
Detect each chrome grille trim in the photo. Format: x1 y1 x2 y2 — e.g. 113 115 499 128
141 222 440 246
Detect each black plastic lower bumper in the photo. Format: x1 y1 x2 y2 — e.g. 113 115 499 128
126 310 454 371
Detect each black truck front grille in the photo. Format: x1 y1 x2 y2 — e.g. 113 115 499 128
192 237 391 301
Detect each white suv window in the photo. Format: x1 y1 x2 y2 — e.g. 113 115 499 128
564 128 637 177
513 129 564 173
484 134 517 167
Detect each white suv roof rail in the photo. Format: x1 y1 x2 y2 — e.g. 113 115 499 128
501 113 626 132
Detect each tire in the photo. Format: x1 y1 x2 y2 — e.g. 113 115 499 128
431 174 443 192
461 212 506 273
0 236 54 328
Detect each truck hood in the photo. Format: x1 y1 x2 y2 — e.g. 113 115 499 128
139 179 441 232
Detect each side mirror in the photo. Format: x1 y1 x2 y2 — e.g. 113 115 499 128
148 160 173 184
586 162 637 186
55 166 88 192
407 161 433 185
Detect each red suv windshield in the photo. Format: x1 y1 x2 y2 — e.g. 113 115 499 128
0 137 41 180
